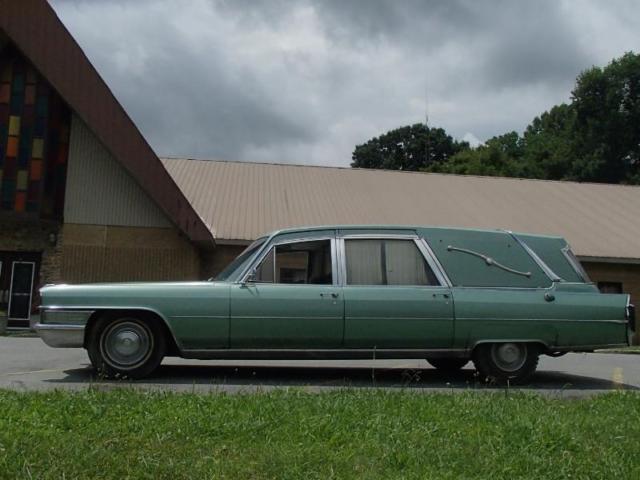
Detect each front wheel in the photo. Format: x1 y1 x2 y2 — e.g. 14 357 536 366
472 342 539 385
87 313 166 379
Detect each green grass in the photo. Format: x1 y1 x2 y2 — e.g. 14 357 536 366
1 389 639 479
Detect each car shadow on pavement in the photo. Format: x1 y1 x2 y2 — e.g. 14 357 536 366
46 363 639 392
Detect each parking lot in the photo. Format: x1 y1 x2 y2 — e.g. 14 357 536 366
0 336 638 396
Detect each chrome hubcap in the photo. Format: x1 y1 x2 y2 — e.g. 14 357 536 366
490 343 527 372
102 321 152 370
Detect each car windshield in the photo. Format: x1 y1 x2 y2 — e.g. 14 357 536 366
212 238 267 282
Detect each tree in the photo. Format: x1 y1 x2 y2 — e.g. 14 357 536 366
426 132 523 177
520 103 577 180
352 52 640 184
351 124 469 171
570 52 640 183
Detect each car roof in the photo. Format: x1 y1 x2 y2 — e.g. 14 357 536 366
268 224 564 240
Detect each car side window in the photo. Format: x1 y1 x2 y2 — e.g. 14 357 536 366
254 239 333 284
345 239 439 286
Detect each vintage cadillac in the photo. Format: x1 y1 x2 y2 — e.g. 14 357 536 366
36 225 635 383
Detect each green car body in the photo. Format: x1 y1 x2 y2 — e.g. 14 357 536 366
36 225 635 382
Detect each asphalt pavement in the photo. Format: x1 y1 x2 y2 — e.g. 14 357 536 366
1 336 638 397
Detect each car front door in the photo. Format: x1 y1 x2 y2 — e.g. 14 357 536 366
341 234 454 349
229 233 344 348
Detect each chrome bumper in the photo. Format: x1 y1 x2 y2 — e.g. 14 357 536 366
35 323 85 348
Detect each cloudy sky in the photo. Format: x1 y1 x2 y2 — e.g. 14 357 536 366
51 0 638 167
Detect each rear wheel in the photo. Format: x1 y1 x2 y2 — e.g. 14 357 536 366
473 342 539 385
87 313 165 379
426 358 469 372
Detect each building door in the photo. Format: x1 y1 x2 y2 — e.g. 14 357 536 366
9 262 36 322
0 252 41 328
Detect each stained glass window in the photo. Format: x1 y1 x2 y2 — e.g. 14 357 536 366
0 44 70 218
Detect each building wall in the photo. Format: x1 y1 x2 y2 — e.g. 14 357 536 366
58 114 202 284
0 216 62 330
0 217 61 281
61 223 200 283
64 114 171 228
201 244 246 279
583 261 640 343
583 262 640 302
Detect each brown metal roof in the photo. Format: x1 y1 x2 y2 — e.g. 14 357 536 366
162 157 640 261
0 0 213 244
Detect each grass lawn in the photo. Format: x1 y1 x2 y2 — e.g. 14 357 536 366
1 389 639 479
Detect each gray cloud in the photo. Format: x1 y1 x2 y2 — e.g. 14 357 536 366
51 0 638 166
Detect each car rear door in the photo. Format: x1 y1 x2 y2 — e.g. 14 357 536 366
340 232 454 349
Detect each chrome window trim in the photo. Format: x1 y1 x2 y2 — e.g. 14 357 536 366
235 232 278 282
560 245 591 283
338 234 449 288
449 285 555 291
211 236 268 282
503 231 561 284
415 238 452 287
8 261 36 321
338 233 419 240
239 235 338 286
335 236 345 286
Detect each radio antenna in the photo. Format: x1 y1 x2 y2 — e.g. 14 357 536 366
424 82 431 166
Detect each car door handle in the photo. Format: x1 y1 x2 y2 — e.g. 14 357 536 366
432 293 450 298
320 292 339 298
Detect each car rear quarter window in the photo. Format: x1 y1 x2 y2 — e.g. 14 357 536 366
515 234 585 283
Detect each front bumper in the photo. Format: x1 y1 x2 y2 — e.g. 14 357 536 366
35 323 85 348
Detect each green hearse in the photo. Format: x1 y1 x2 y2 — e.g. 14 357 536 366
36 225 635 383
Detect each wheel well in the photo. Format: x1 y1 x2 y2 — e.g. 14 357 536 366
84 309 181 356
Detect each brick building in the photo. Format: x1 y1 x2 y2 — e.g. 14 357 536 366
2 1 640 332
